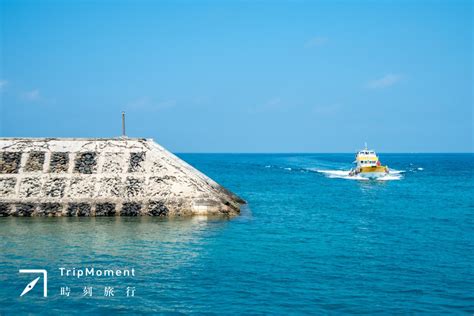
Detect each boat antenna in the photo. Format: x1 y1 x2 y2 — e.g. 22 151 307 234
121 111 126 138
364 142 368 150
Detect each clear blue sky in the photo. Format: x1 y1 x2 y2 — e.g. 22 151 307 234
0 0 472 152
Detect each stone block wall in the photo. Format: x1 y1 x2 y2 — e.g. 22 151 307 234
0 138 243 217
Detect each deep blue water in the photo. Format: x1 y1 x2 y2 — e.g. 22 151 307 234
0 154 473 314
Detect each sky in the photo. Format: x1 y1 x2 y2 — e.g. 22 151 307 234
0 0 472 153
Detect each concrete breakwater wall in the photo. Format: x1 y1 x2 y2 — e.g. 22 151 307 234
0 138 244 216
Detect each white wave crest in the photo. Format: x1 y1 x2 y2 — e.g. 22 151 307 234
388 169 405 174
315 169 402 181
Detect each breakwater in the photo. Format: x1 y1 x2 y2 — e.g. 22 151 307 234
0 138 244 216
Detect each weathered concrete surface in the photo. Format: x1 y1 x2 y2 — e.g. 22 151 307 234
0 138 244 216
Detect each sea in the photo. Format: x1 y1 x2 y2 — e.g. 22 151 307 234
0 153 473 314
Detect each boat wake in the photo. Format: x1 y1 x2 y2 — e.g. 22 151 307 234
314 169 403 181
261 155 421 181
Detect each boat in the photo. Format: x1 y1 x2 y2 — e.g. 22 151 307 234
349 144 389 179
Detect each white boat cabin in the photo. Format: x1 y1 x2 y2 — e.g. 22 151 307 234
355 150 380 167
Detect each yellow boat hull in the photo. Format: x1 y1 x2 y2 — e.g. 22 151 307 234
360 166 388 173
357 166 389 179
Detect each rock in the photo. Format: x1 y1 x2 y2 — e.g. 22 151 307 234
129 152 146 172
121 202 141 216
0 203 10 216
95 203 116 216
74 152 97 174
19 177 42 198
43 178 66 198
147 201 169 216
125 177 144 197
24 151 45 172
14 203 35 216
0 152 21 174
67 203 91 216
50 152 69 173
38 203 62 216
0 178 16 197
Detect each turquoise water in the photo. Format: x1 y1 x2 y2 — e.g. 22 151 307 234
1 154 473 314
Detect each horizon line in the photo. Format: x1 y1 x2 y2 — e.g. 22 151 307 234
175 152 474 154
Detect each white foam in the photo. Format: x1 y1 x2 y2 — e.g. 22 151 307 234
317 170 350 176
417 167 424 171
376 174 402 181
315 169 402 181
388 169 405 174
